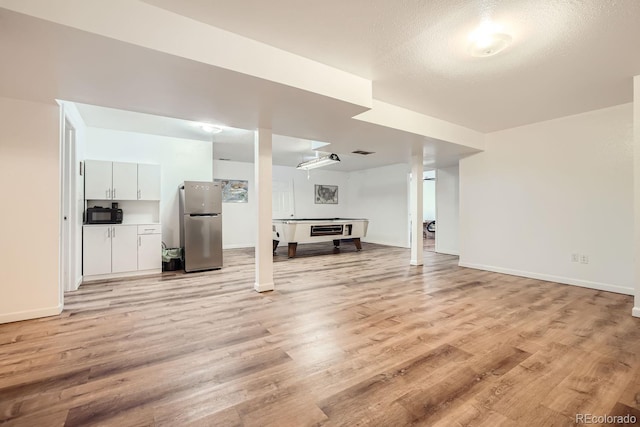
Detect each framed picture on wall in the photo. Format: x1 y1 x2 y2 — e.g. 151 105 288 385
214 179 249 203
315 184 338 204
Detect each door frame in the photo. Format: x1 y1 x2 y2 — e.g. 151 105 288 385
58 101 83 301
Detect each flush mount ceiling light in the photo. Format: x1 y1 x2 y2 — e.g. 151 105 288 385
193 122 223 133
296 153 340 170
468 21 512 57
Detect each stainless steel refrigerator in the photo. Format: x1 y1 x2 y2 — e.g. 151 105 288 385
179 181 223 272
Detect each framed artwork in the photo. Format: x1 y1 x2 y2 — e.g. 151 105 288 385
315 184 338 204
214 179 248 203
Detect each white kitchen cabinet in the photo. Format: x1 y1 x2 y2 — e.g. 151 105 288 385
138 234 162 271
82 226 112 276
137 164 161 200
83 159 162 281
111 225 138 273
85 161 160 201
84 160 138 200
137 225 162 271
84 160 113 200
112 162 138 200
83 225 138 276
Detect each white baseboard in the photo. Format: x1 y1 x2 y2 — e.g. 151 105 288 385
633 307 640 318
410 259 423 266
458 261 633 295
0 303 63 324
364 239 409 248
223 243 255 249
436 248 460 256
83 269 162 283
254 282 274 292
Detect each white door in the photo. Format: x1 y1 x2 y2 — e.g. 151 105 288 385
83 226 112 276
272 179 295 219
138 164 161 200
138 233 162 270
112 162 138 200
111 225 138 273
84 160 112 200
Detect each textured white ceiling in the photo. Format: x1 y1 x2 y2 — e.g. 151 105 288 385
145 0 640 132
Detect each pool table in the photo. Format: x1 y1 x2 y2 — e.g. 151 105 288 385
272 218 369 258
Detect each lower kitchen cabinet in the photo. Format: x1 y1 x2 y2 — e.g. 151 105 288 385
83 224 161 279
82 226 112 276
138 233 162 271
111 225 138 273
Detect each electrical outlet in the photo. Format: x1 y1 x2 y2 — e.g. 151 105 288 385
580 255 589 264
571 253 579 263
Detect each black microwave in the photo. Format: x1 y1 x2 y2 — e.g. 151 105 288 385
86 207 123 224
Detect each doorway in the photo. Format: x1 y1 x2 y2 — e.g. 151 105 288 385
423 170 436 252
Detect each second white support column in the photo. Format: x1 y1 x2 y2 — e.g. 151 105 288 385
410 142 424 266
254 128 274 292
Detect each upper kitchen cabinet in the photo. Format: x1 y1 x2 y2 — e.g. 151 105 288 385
112 162 138 200
137 164 161 201
84 160 160 201
84 160 113 200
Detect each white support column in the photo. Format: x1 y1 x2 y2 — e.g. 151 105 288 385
254 128 274 292
633 76 640 317
410 142 424 266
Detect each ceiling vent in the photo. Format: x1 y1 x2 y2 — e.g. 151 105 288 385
351 150 375 155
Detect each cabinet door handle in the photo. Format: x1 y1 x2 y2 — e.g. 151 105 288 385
112 227 116 238
113 188 116 199
138 236 141 246
107 228 111 238
138 189 141 200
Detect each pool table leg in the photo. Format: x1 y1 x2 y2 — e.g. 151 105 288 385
353 238 362 251
288 242 297 258
272 240 279 255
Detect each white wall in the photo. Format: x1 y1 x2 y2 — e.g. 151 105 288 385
0 97 61 323
435 166 460 255
347 163 410 248
273 166 350 218
213 160 256 249
460 103 634 295
423 180 436 221
84 128 212 247
212 162 350 248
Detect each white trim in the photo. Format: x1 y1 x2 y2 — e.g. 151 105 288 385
459 261 634 295
633 307 640 318
74 276 83 291
254 282 274 292
0 304 63 324
223 243 255 249
83 269 162 282
364 239 409 249
57 102 65 310
410 260 423 266
436 248 460 256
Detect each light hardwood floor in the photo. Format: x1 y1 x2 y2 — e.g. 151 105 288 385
1 243 639 426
